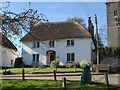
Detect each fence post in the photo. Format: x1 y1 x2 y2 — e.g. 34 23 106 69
22 66 25 80
105 73 109 90
5 67 6 73
74 65 76 71
62 77 66 90
53 70 56 81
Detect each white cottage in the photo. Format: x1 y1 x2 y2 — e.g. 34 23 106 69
21 21 93 66
0 33 17 67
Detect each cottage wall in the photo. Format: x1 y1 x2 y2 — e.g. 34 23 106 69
22 38 92 66
1 45 17 67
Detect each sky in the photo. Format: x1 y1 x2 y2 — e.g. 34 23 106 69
2 2 107 56
6 0 106 2
7 2 107 27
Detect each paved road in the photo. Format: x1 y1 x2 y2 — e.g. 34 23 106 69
1 73 120 86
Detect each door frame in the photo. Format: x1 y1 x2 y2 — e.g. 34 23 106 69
46 50 56 65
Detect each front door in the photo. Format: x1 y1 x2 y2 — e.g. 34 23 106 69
46 50 56 65
50 53 55 63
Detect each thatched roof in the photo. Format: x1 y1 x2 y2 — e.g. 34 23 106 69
20 21 91 42
0 33 17 51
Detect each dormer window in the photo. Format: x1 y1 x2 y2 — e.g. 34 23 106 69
33 42 39 48
49 40 54 47
67 40 74 46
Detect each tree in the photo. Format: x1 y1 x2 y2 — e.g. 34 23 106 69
99 25 108 47
0 2 49 56
65 17 86 27
1 9 49 37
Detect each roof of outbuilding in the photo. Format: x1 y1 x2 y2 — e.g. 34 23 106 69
0 33 17 51
20 21 91 42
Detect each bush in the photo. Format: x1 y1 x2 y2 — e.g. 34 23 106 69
72 62 80 68
38 65 45 69
24 65 32 68
65 62 80 68
65 63 73 68
33 65 38 68
50 60 59 68
80 60 92 68
14 58 24 68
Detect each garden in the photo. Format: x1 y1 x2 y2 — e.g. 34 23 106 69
1 60 120 90
0 60 92 74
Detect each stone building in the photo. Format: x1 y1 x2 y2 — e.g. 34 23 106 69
106 0 120 47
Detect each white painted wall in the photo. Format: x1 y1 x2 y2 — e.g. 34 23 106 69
22 38 92 66
0 45 17 67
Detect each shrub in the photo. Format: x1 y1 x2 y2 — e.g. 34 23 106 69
65 62 80 68
38 65 45 69
33 65 38 68
65 63 73 68
80 60 92 68
14 57 24 68
24 65 32 68
50 60 59 68
72 62 80 68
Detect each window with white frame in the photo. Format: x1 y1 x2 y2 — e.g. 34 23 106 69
49 40 54 47
32 54 39 61
67 53 75 62
33 42 39 48
67 40 74 46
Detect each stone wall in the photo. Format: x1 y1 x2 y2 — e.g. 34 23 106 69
106 1 120 47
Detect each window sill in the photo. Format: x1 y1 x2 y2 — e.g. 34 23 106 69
66 61 74 63
66 45 74 47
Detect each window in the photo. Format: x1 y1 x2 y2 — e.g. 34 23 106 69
114 10 118 16
33 54 35 61
36 54 39 61
67 40 70 46
71 40 74 46
33 42 39 48
37 42 39 48
71 53 75 61
67 54 70 61
67 53 75 62
67 40 74 46
49 41 54 47
32 54 39 61
11 60 13 65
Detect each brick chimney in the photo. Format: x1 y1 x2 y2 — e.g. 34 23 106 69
30 19 34 31
88 17 94 37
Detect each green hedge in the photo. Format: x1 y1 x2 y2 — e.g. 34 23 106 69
14 58 24 68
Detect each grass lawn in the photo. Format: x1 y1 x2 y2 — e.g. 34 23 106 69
0 67 82 74
0 68 35 74
1 80 120 90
